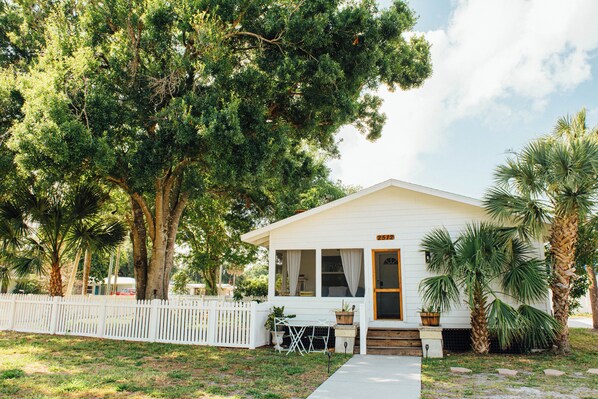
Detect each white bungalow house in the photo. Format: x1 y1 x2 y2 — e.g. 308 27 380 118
241 179 551 354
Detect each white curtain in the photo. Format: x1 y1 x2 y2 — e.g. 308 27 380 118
340 249 362 297
286 250 302 296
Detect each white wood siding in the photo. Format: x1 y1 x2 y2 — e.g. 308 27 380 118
267 186 550 328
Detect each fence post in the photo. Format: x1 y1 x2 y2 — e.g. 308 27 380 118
49 296 60 334
8 295 17 330
249 301 257 349
207 300 218 346
97 298 108 338
149 299 160 342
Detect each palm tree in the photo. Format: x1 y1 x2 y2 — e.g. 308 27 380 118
484 109 598 353
3 184 126 296
0 201 35 292
419 223 559 354
72 220 126 295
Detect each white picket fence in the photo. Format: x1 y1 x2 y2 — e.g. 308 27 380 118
0 294 270 349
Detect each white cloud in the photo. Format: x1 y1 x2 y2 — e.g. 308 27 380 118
329 0 598 188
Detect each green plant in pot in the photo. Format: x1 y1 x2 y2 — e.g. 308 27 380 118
334 300 355 325
265 306 295 349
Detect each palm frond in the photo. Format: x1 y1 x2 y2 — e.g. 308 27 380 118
420 227 457 274
517 305 560 350
418 275 460 312
70 184 105 221
483 187 550 238
487 298 522 350
501 258 548 303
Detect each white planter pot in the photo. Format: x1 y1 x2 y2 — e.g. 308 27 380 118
271 331 284 350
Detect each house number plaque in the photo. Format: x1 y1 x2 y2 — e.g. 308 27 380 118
376 234 395 240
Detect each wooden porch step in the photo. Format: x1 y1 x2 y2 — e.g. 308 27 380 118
367 329 420 340
366 338 421 347
366 347 423 356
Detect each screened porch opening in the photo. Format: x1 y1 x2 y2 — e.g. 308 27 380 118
274 250 316 296
321 249 365 297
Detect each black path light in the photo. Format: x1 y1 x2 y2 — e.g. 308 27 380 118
344 341 348 357
326 350 332 374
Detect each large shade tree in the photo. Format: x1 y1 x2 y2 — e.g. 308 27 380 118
419 223 559 354
484 109 598 353
7 0 432 299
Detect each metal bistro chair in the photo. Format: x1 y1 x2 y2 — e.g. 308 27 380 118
308 320 331 353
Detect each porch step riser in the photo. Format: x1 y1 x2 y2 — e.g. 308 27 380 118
355 328 422 356
366 339 421 348
367 347 423 356
367 330 420 340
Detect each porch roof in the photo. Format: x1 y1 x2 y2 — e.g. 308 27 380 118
241 179 482 247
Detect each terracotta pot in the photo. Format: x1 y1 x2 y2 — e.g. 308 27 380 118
335 311 355 325
420 312 441 326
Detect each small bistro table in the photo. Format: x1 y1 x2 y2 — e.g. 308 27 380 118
275 319 334 355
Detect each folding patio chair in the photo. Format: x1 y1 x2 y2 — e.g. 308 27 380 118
307 320 331 353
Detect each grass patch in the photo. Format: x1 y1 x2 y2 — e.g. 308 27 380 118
1 368 25 380
422 328 598 399
0 331 347 399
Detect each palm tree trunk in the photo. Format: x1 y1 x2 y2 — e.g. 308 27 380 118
586 264 598 329
81 249 92 296
66 248 82 296
471 287 490 354
49 261 63 297
549 214 578 354
112 246 122 294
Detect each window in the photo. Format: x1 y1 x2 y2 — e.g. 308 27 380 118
321 249 364 297
274 250 316 296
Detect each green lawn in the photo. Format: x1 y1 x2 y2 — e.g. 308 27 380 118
422 328 598 399
0 331 348 399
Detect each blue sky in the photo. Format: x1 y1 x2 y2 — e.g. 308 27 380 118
328 0 598 199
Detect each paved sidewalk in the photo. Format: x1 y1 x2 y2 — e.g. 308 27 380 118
307 355 421 399
568 317 594 328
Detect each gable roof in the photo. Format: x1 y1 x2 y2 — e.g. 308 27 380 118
241 179 483 247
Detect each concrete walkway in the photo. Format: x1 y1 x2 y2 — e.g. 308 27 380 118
568 317 594 328
307 355 421 399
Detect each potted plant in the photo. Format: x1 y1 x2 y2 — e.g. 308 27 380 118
265 306 295 349
334 301 355 325
419 306 441 326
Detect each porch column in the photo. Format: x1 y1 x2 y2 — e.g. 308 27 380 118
268 248 276 299
364 246 374 321
315 248 322 297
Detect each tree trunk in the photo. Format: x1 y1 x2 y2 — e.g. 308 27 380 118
130 198 148 300
0 278 7 294
586 264 598 329
549 214 579 354
203 265 218 295
470 287 490 354
112 246 122 294
81 248 92 296
66 248 82 296
49 261 63 297
117 169 189 300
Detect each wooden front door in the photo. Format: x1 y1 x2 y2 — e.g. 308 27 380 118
372 249 403 320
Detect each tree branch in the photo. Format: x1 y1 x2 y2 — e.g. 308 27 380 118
132 193 155 242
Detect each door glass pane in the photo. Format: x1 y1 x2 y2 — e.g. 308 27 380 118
376 292 401 319
375 252 399 289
